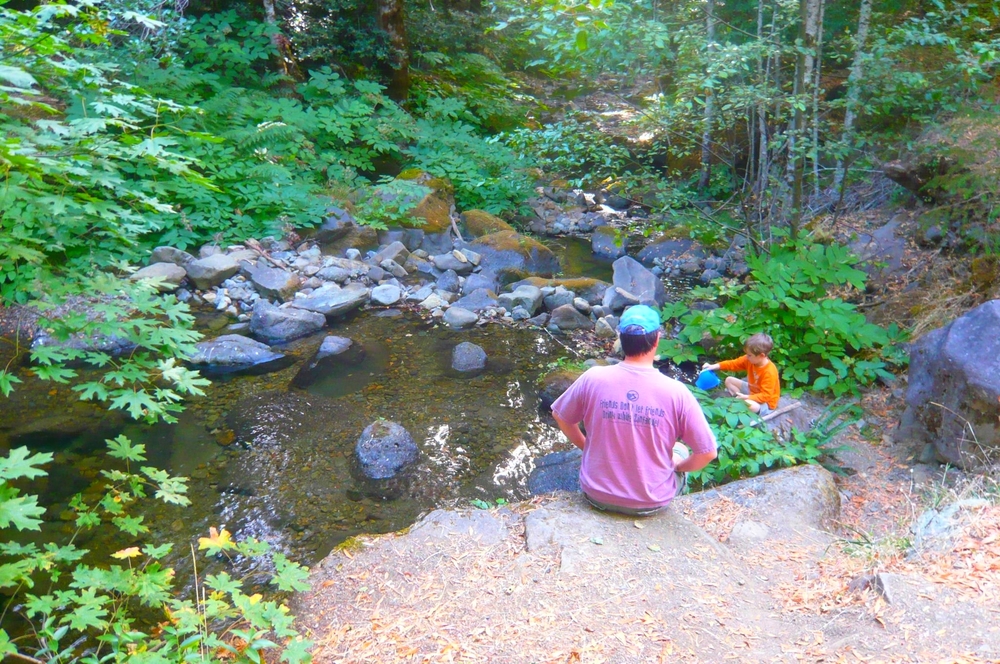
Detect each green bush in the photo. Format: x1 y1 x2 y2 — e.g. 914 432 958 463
0 437 312 664
659 240 906 396
689 393 855 489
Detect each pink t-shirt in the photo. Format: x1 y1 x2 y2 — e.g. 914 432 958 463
551 363 717 510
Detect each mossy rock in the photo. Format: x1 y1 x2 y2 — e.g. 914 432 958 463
377 171 455 233
470 230 560 279
508 277 611 305
397 169 455 196
405 192 453 233
461 210 515 238
537 367 585 412
970 256 1000 294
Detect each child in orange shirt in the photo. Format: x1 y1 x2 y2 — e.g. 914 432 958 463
702 333 780 415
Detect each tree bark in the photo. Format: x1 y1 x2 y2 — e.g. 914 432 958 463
262 0 302 80
810 0 824 196
833 0 872 192
697 0 716 193
377 0 411 102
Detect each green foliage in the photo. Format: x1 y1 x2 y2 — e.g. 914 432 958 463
406 97 533 214
504 113 635 187
689 393 856 489
471 497 509 509
0 438 313 663
659 240 906 395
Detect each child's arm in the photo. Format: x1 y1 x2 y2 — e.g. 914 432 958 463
701 362 720 372
704 357 749 373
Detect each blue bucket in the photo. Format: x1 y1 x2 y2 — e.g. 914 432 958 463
695 370 720 391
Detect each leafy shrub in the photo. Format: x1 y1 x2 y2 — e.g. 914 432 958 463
659 240 906 395
688 393 855 489
0 438 312 663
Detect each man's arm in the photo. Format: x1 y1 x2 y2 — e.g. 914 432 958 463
675 450 717 473
552 412 586 450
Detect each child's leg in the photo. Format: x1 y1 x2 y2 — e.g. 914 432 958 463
724 376 746 397
745 400 762 413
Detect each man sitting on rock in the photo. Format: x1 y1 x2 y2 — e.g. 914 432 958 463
551 305 718 516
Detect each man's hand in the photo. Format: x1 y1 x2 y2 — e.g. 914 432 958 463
675 449 717 473
553 412 587 450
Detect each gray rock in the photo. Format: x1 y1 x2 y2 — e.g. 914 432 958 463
187 254 240 290
345 248 362 260
699 268 723 284
511 306 531 320
149 246 195 266
366 266 386 282
419 293 450 310
431 251 475 275
549 304 594 331
352 420 418 481
443 306 478 329
527 449 582 494
380 259 408 279
407 509 510 547
543 287 576 312
591 226 627 260
635 238 703 267
188 334 286 374
316 266 351 283
372 241 410 267
314 206 357 244
595 316 617 338
602 286 642 312
249 300 326 344
848 218 907 283
130 263 187 291
316 335 354 361
290 283 370 318
198 244 220 259
462 272 499 295
452 341 487 372
371 284 402 306
608 256 666 307
573 297 591 314
436 269 461 293
452 288 499 313
898 300 1000 467
418 231 454 255
498 285 543 316
250 266 300 302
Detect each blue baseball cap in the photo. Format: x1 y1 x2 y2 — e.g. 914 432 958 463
618 305 663 334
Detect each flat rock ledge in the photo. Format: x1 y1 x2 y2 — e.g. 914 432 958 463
295 465 1000 661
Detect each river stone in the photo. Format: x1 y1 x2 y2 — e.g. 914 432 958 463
187 253 240 290
313 206 356 244
371 283 402 306
543 287 576 312
509 277 610 306
635 238 703 267
452 288 499 313
549 304 594 332
528 448 583 495
538 367 585 412
188 334 287 374
463 272 499 295
317 266 351 283
353 420 419 481
250 300 325 344
250 266 300 302
291 283 370 318
897 299 1000 467
436 269 461 293
461 209 515 237
317 335 354 360
372 241 410 267
848 218 908 284
444 306 478 329
149 246 195 266
608 256 666 307
471 230 560 280
419 293 450 310
452 342 487 372
591 226 626 260
130 263 187 291
431 251 474 275
498 285 543 316
380 259 407 279
595 316 617 338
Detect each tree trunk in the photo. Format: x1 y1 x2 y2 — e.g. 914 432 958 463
697 0 716 193
833 0 872 192
810 0 824 197
377 0 410 102
788 0 810 239
262 0 302 81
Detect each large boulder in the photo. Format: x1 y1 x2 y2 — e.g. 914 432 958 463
461 209 515 237
591 226 627 260
380 170 455 234
528 448 583 495
249 300 326 344
352 420 419 498
604 256 666 309
249 266 300 302
312 206 357 244
188 334 289 376
898 300 1000 467
290 283 370 318
848 215 908 283
635 238 704 267
548 304 593 332
537 367 584 412
130 263 187 292
471 231 561 281
186 253 240 290
498 285 543 316
149 246 195 267
451 342 487 373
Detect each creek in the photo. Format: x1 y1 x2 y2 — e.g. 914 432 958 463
1 237 634 576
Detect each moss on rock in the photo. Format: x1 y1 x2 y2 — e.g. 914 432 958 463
461 210 515 237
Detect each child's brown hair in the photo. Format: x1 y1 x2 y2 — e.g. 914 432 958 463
745 333 774 356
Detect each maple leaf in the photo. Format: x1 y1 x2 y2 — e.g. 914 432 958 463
111 547 142 559
198 527 235 554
